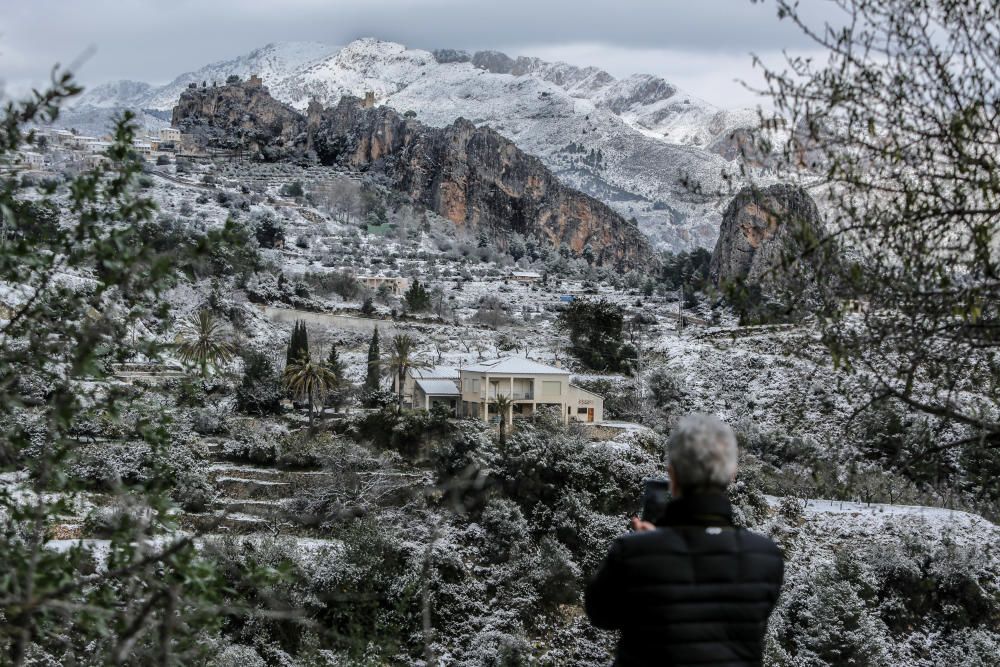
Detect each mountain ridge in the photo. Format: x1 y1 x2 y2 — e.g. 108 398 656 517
172 80 654 270
70 38 768 251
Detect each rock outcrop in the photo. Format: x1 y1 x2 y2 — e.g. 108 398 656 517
710 184 822 287
171 78 308 160
173 81 653 270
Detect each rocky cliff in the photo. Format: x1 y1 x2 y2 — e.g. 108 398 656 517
171 78 308 160
710 184 822 287
174 81 653 269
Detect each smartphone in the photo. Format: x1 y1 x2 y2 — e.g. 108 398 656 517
640 478 671 523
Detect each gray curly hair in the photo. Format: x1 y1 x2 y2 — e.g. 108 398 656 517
667 413 738 494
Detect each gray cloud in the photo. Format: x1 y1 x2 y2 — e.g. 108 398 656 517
0 0 843 108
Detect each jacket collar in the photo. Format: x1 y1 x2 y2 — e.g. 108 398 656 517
655 493 734 528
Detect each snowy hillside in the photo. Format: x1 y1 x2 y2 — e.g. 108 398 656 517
69 39 771 250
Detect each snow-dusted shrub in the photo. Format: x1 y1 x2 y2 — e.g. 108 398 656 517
208 644 266 667
82 501 152 539
70 441 154 490
728 453 770 528
222 420 281 464
647 366 687 412
190 406 228 435
275 430 332 469
766 553 892 666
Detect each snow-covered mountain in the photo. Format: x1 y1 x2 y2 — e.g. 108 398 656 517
69 39 768 250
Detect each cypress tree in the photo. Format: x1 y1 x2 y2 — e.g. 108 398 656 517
286 320 309 365
364 325 381 393
326 342 345 381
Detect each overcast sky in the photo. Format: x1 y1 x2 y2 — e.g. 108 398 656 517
0 0 843 109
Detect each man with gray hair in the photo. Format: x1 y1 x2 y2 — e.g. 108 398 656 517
585 413 784 666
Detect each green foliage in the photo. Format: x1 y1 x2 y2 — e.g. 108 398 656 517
279 180 304 198
363 326 381 398
174 310 236 378
402 278 431 312
252 211 285 248
557 298 636 373
0 73 236 663
285 319 309 365
235 350 283 416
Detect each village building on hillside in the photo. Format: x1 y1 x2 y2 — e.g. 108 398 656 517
159 127 182 143
19 151 45 169
357 274 410 296
458 357 603 424
509 270 542 284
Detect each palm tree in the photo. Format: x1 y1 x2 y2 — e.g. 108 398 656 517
387 334 430 412
174 310 236 379
283 353 338 431
492 393 514 447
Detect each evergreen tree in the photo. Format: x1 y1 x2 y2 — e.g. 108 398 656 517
286 320 309 365
477 230 489 248
326 343 345 381
364 326 381 395
403 279 431 313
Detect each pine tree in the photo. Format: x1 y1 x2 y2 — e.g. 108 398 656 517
477 230 490 248
286 320 309 365
403 279 431 313
364 325 381 394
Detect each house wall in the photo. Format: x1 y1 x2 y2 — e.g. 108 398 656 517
457 370 605 424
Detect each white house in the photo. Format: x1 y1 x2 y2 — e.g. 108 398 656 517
19 151 44 169
458 357 603 424
358 274 410 296
159 127 182 143
509 271 542 284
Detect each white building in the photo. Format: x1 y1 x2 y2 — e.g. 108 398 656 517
458 357 603 425
159 127 181 143
19 151 45 169
509 270 542 284
358 274 410 296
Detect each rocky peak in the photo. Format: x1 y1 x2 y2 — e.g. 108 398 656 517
471 50 516 74
171 79 307 159
710 184 822 287
432 49 472 64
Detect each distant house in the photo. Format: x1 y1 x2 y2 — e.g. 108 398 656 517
458 357 603 424
159 127 182 143
358 274 410 296
86 140 112 154
19 151 44 169
509 270 542 284
132 141 153 156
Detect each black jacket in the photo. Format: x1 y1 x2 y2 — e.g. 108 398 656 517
585 494 784 667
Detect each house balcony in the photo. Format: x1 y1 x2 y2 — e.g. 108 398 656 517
484 390 534 401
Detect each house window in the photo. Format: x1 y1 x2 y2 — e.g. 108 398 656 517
542 381 561 397
577 407 588 414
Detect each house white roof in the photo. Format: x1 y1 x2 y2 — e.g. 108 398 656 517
461 356 568 375
511 271 541 278
415 378 461 396
413 365 459 379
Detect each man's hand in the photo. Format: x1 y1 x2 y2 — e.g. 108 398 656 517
630 516 656 532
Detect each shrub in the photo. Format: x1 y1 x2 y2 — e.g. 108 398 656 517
223 420 281 464
236 350 284 415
